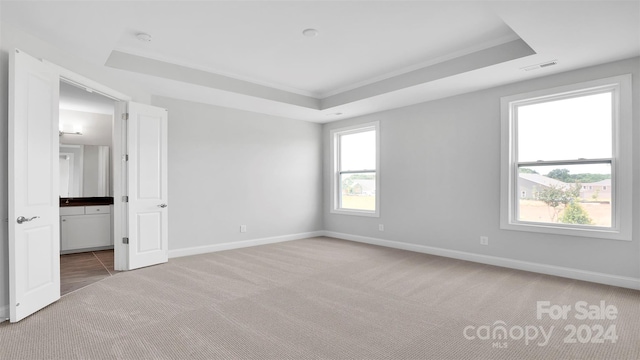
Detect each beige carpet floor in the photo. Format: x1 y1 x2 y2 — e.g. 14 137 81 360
1 237 638 359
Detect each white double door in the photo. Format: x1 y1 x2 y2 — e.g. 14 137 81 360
8 49 169 322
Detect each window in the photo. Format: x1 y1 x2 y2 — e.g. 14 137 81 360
500 75 632 240
330 122 379 217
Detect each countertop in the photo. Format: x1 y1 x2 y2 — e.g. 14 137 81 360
60 197 114 207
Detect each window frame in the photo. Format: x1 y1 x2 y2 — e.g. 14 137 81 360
330 121 380 217
500 75 632 241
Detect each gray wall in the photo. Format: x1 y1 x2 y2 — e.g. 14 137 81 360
59 109 113 147
323 57 640 279
151 96 323 249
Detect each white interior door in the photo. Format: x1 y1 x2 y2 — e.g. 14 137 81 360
126 102 169 270
8 49 60 322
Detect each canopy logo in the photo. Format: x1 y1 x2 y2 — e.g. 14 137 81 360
463 321 553 347
463 300 619 348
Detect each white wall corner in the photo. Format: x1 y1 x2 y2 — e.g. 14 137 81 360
168 231 325 258
0 305 8 323
321 231 640 291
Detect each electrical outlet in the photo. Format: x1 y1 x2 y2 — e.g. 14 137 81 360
379 224 384 231
480 236 489 246
240 225 247 233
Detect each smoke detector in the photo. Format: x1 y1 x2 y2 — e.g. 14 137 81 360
302 29 319 37
136 33 152 42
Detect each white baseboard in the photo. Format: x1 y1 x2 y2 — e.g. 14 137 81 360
166 230 639 290
168 231 325 259
323 231 640 291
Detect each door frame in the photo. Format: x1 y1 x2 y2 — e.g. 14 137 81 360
56 66 131 270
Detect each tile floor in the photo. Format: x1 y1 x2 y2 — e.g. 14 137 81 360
60 249 117 295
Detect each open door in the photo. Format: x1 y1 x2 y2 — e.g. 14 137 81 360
8 49 60 322
8 49 167 321
124 102 169 270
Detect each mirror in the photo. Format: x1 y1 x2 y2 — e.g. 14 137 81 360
60 144 111 197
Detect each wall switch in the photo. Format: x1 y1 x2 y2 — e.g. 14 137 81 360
480 236 489 246
240 225 247 233
378 224 384 231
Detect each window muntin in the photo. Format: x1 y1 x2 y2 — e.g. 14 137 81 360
331 123 379 216
501 75 631 240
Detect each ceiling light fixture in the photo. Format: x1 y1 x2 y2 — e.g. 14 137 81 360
59 130 83 137
136 32 152 42
302 28 319 37
59 124 83 137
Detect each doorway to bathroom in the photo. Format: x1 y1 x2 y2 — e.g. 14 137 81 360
58 80 117 294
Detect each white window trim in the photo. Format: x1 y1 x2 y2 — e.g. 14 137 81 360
330 121 380 217
500 74 632 241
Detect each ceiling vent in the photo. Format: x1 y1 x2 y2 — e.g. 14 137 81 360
522 60 558 71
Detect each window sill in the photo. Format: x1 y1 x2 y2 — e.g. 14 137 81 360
330 208 379 218
500 221 630 241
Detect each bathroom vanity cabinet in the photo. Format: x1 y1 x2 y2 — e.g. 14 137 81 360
60 205 113 253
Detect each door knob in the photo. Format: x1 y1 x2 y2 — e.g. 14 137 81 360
158 204 168 208
17 216 40 224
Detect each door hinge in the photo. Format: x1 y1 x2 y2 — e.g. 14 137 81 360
122 196 129 202
122 113 129 120
122 154 129 161
122 237 129 244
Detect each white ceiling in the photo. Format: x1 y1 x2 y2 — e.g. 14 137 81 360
2 1 639 123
